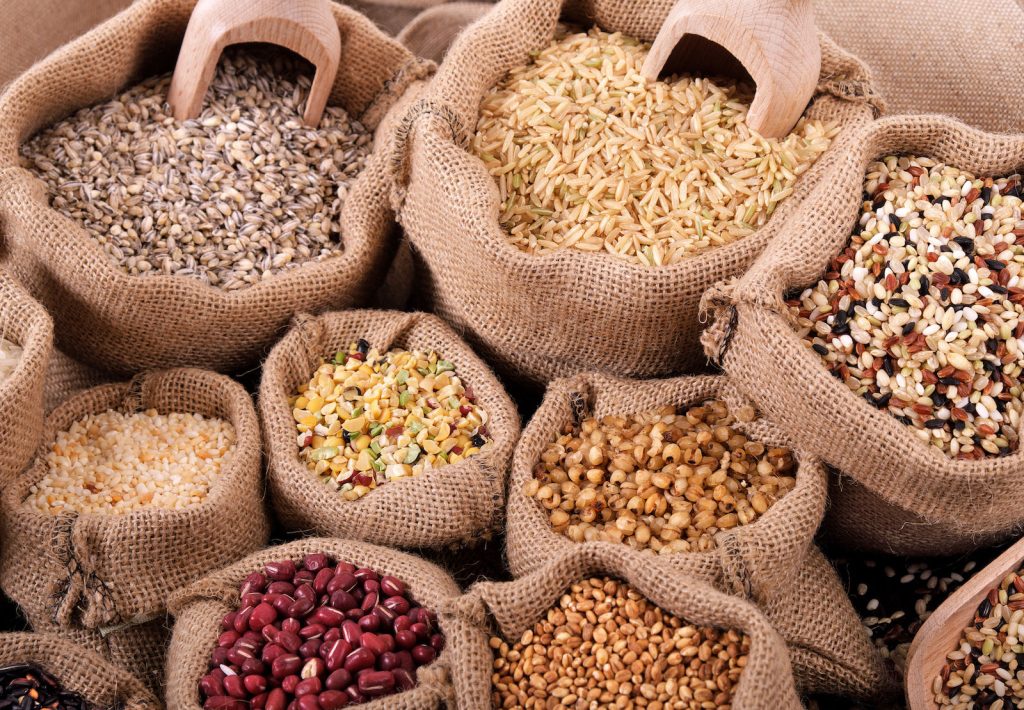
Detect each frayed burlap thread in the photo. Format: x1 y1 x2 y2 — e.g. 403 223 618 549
701 114 1024 555
166 537 490 710
504 371 894 700
0 0 434 376
0 269 51 489
456 543 802 709
0 368 268 632
0 632 159 709
389 0 883 386
260 310 520 549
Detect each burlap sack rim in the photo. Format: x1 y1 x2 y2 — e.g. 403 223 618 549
0 0 432 309
0 631 161 709
0 268 53 413
506 370 827 588
260 309 520 542
6 368 260 527
166 537 470 710
392 19 883 280
469 541 802 710
713 113 1024 482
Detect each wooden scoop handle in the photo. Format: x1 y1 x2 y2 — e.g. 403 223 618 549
168 0 341 126
640 0 820 138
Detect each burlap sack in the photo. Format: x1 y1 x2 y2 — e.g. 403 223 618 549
814 0 1024 135
33 618 173 698
260 310 520 549
504 372 893 699
0 368 268 633
701 114 1024 556
386 0 884 386
165 537 490 710
0 632 159 709
0 268 51 489
349 0 452 35
398 2 493 62
455 542 802 709
0 0 434 377
505 372 827 602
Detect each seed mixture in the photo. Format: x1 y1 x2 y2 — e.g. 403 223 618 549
200 554 442 709
832 543 1011 680
21 49 372 291
788 157 1024 459
472 27 838 266
934 565 1024 708
525 400 797 554
26 409 236 515
0 664 94 710
292 340 489 501
490 576 750 708
0 336 23 386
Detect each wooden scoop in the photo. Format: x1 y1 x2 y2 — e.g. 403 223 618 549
905 535 1024 709
640 0 820 138
167 0 341 126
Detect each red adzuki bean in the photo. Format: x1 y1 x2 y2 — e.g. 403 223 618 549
198 555 442 708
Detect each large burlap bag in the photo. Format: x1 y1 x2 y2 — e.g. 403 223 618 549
455 542 802 708
504 372 893 699
0 268 51 489
814 0 1024 135
701 114 1024 556
387 0 883 386
260 310 520 549
0 368 268 633
33 619 173 697
43 349 112 414
0 0 434 376
0 632 160 709
166 537 489 709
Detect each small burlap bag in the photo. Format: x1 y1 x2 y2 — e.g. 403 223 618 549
397 2 493 63
166 537 490 710
0 632 159 709
505 372 827 601
0 0 434 376
33 619 173 697
387 0 884 386
455 542 802 708
0 368 268 633
504 373 893 699
701 114 1024 556
260 310 520 549
0 268 51 489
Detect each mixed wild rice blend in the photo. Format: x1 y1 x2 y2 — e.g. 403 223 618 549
21 49 372 291
472 27 838 266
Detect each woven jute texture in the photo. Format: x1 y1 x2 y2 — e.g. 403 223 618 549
0 632 160 709
32 618 173 698
260 310 520 548
398 2 493 62
0 268 51 489
0 368 268 632
814 0 1024 134
43 349 112 414
456 542 802 709
166 537 489 710
388 0 884 386
0 0 434 377
702 114 1024 556
503 372 892 699
350 0 451 35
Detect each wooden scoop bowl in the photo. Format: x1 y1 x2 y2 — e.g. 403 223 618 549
640 0 820 139
905 534 1024 709
167 0 341 126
